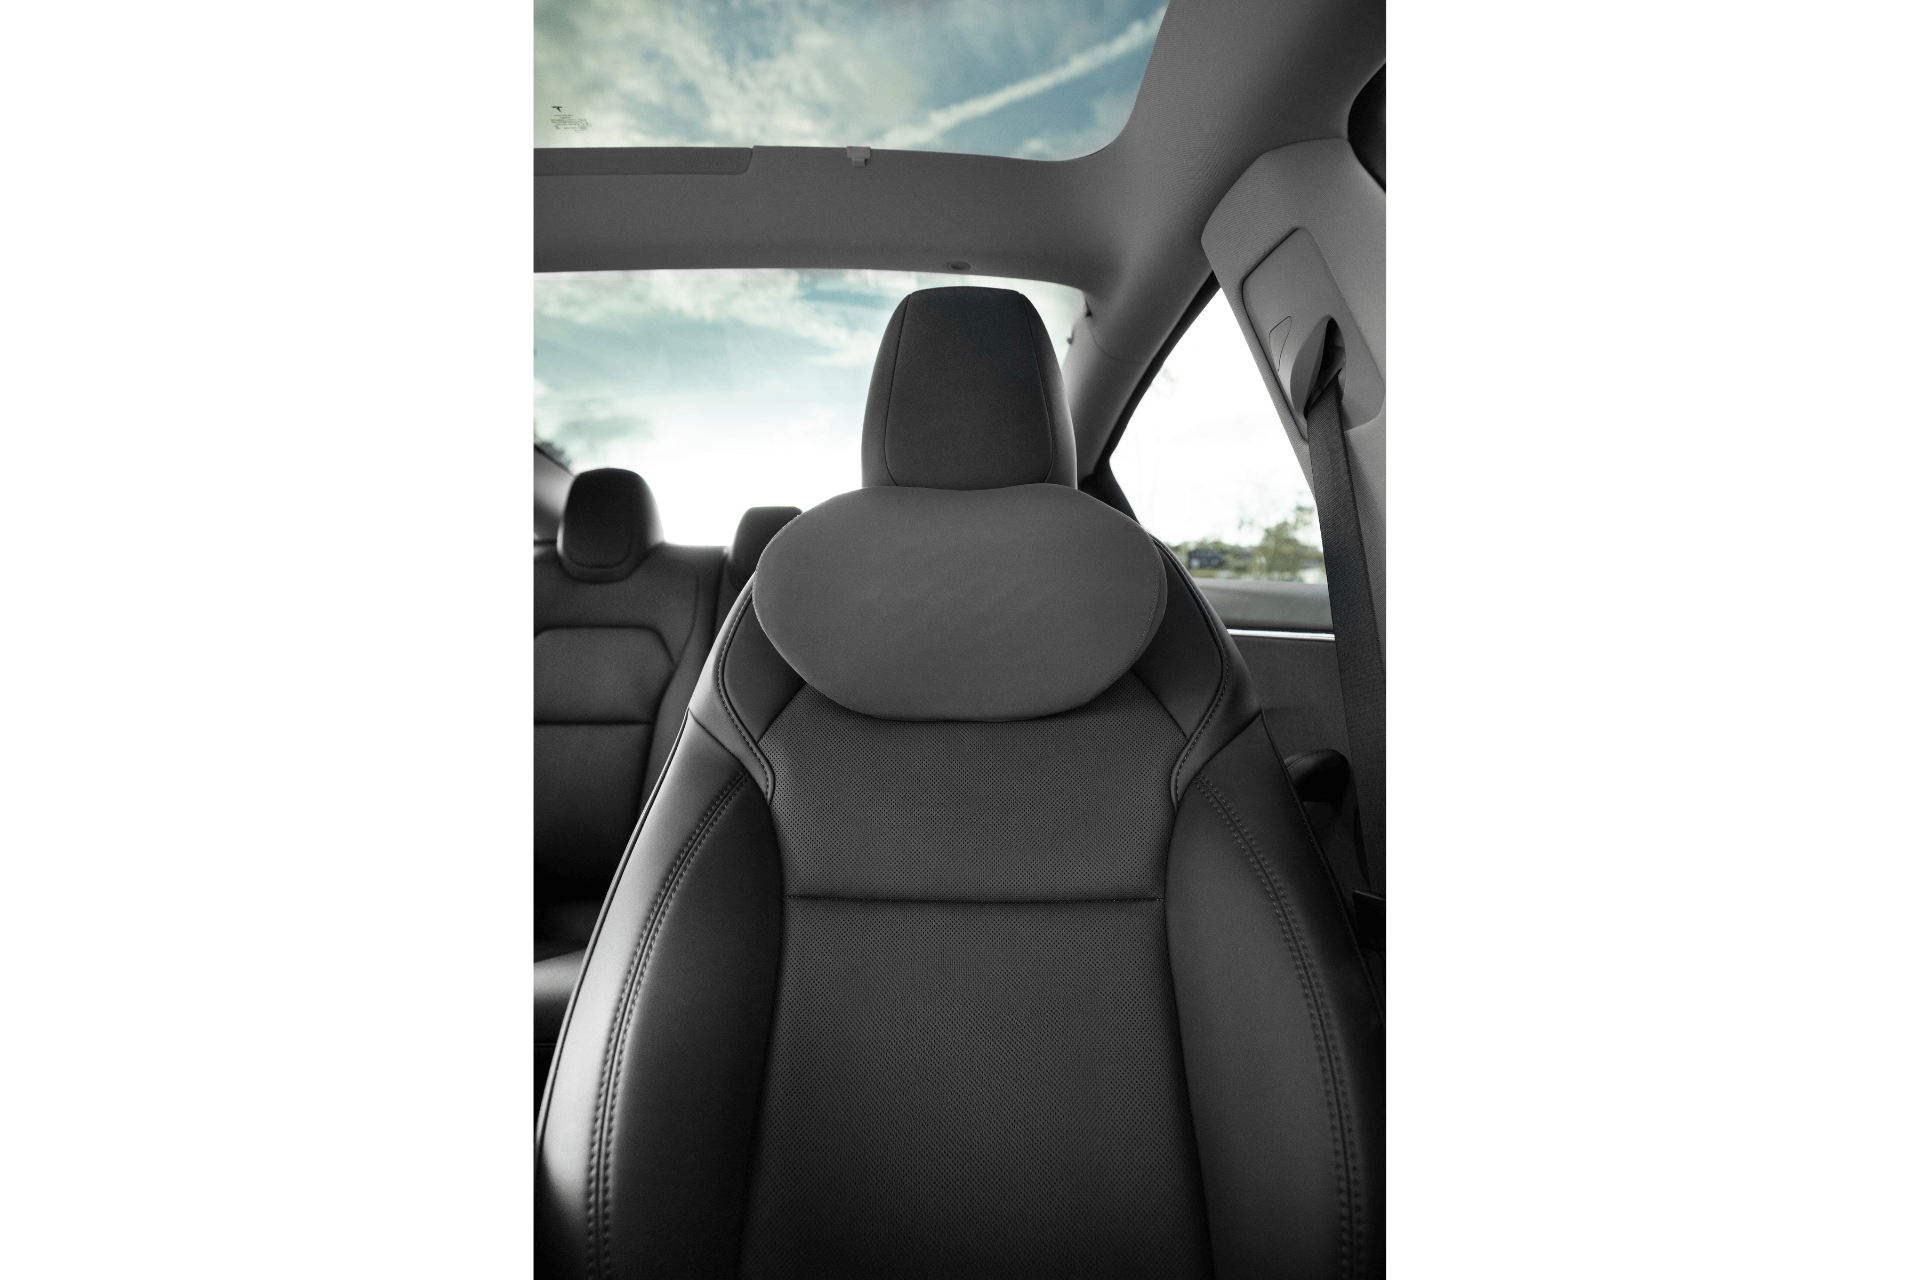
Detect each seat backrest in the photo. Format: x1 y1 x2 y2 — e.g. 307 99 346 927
536 288 1383 1278
533 468 724 951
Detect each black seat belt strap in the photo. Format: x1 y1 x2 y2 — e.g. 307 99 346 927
1302 334 1387 929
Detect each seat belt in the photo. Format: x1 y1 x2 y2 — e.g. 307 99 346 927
1301 326 1386 949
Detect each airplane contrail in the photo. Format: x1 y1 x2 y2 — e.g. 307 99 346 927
877 5 1165 150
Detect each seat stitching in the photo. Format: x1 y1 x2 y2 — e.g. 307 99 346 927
665 557 700 661
1201 772 1364 1277
784 893 1162 905
1169 549 1234 806
534 624 671 640
1194 772 1361 1280
881 297 909 485
585 771 748 1280
1117 540 1169 682
1027 304 1057 484
711 590 773 796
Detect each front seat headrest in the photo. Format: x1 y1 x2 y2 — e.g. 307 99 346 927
558 468 665 582
861 286 1076 490
755 485 1164 722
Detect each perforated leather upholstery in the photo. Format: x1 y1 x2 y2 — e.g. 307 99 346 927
536 290 1383 1277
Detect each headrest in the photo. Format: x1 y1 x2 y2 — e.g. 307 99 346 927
861 287 1076 490
558 468 665 582
727 506 802 579
754 485 1164 722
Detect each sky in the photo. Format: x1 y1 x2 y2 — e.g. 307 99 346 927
535 0 1166 160
531 1 1315 550
536 271 1315 549
535 268 1082 543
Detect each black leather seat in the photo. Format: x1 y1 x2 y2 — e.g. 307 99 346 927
536 287 1383 1277
535 468 726 958
536 486 806 1101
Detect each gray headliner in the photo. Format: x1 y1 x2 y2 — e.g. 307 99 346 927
533 0 1384 473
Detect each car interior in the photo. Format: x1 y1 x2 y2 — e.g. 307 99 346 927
533 1 1386 1274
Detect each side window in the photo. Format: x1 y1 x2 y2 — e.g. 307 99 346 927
1109 293 1328 629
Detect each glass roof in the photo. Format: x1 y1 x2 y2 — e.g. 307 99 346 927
536 0 1166 160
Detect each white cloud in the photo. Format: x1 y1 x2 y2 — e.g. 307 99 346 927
537 268 1080 368
535 0 1164 159
537 269 880 364
535 266 1088 543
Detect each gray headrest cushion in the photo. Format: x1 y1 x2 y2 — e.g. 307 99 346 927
558 468 665 582
861 287 1076 490
754 485 1164 722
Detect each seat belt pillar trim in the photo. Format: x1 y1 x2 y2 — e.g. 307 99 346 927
1304 361 1386 908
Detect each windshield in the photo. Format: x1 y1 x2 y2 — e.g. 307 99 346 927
535 268 1084 544
535 0 1165 160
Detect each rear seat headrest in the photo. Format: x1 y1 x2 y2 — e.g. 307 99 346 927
728 506 802 579
861 287 1076 491
558 468 665 583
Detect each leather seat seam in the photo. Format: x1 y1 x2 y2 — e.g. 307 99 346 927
712 591 775 797
1194 772 1362 1279
1028 306 1058 484
535 624 671 639
1168 549 1233 805
1118 546 1170 681
537 714 695 1149
784 893 1162 905
880 296 909 485
665 558 701 660
585 771 749 1280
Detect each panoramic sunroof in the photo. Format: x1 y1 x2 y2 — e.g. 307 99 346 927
535 0 1165 160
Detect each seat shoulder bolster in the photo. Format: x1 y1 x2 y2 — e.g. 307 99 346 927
536 715 759 1276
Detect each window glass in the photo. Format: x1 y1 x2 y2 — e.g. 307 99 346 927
534 269 1083 544
1110 292 1324 583
535 0 1165 160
